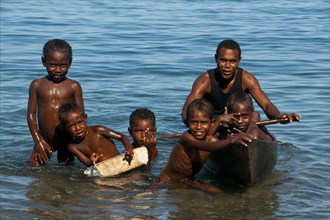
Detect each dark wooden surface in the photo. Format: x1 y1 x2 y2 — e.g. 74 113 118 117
201 140 278 187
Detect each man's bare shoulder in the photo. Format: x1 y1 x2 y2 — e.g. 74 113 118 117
242 70 258 81
195 71 210 84
242 70 259 90
191 72 211 94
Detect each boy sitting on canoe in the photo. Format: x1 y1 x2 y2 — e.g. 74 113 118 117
212 92 273 141
128 108 158 164
158 98 254 193
58 102 134 167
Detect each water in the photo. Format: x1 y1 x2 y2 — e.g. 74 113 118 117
1 0 329 219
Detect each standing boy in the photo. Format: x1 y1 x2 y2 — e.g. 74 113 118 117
159 98 254 193
58 103 133 167
128 108 157 163
27 39 84 166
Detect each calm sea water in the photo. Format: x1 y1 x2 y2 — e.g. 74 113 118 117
1 0 329 219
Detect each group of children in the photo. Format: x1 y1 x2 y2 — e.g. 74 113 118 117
27 39 274 193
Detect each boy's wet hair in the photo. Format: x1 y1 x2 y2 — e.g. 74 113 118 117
43 39 72 61
216 39 241 58
226 92 254 113
187 98 214 121
129 108 156 128
58 102 85 124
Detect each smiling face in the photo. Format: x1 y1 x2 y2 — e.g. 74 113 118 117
62 111 87 141
129 119 156 147
42 51 71 83
188 110 212 140
215 48 241 80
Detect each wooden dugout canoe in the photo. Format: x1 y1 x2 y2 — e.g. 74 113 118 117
200 139 278 187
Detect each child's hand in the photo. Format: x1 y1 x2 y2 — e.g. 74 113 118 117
34 139 52 164
144 128 157 148
216 107 241 125
123 148 134 165
90 153 103 165
229 128 255 147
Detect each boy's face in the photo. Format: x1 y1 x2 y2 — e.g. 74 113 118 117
229 103 252 132
42 51 72 83
188 110 212 140
62 112 87 141
129 119 156 147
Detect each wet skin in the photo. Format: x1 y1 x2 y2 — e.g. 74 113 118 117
129 119 158 162
160 110 255 183
181 47 301 126
62 112 133 167
27 51 84 165
228 103 273 141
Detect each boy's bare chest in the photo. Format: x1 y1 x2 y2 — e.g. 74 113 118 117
37 81 74 102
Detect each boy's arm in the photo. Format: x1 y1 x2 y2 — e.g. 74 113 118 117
68 145 93 167
96 126 134 162
180 130 254 152
72 81 84 110
27 80 52 164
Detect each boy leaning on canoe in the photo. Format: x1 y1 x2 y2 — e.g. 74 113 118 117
157 93 273 193
157 98 254 193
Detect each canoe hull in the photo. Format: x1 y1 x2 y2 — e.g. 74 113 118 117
201 140 278 187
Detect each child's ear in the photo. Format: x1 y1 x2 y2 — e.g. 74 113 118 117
128 127 132 135
211 119 216 126
59 123 66 132
41 56 46 66
83 113 87 119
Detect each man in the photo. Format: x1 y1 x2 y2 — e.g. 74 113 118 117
181 39 300 128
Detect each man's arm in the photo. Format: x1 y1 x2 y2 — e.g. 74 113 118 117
243 71 281 119
181 73 211 125
243 71 301 122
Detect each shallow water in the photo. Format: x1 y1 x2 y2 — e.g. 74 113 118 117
1 0 329 219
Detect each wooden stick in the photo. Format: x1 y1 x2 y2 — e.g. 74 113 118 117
158 133 182 139
255 118 289 125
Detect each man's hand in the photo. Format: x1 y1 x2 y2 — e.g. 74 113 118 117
277 113 301 123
